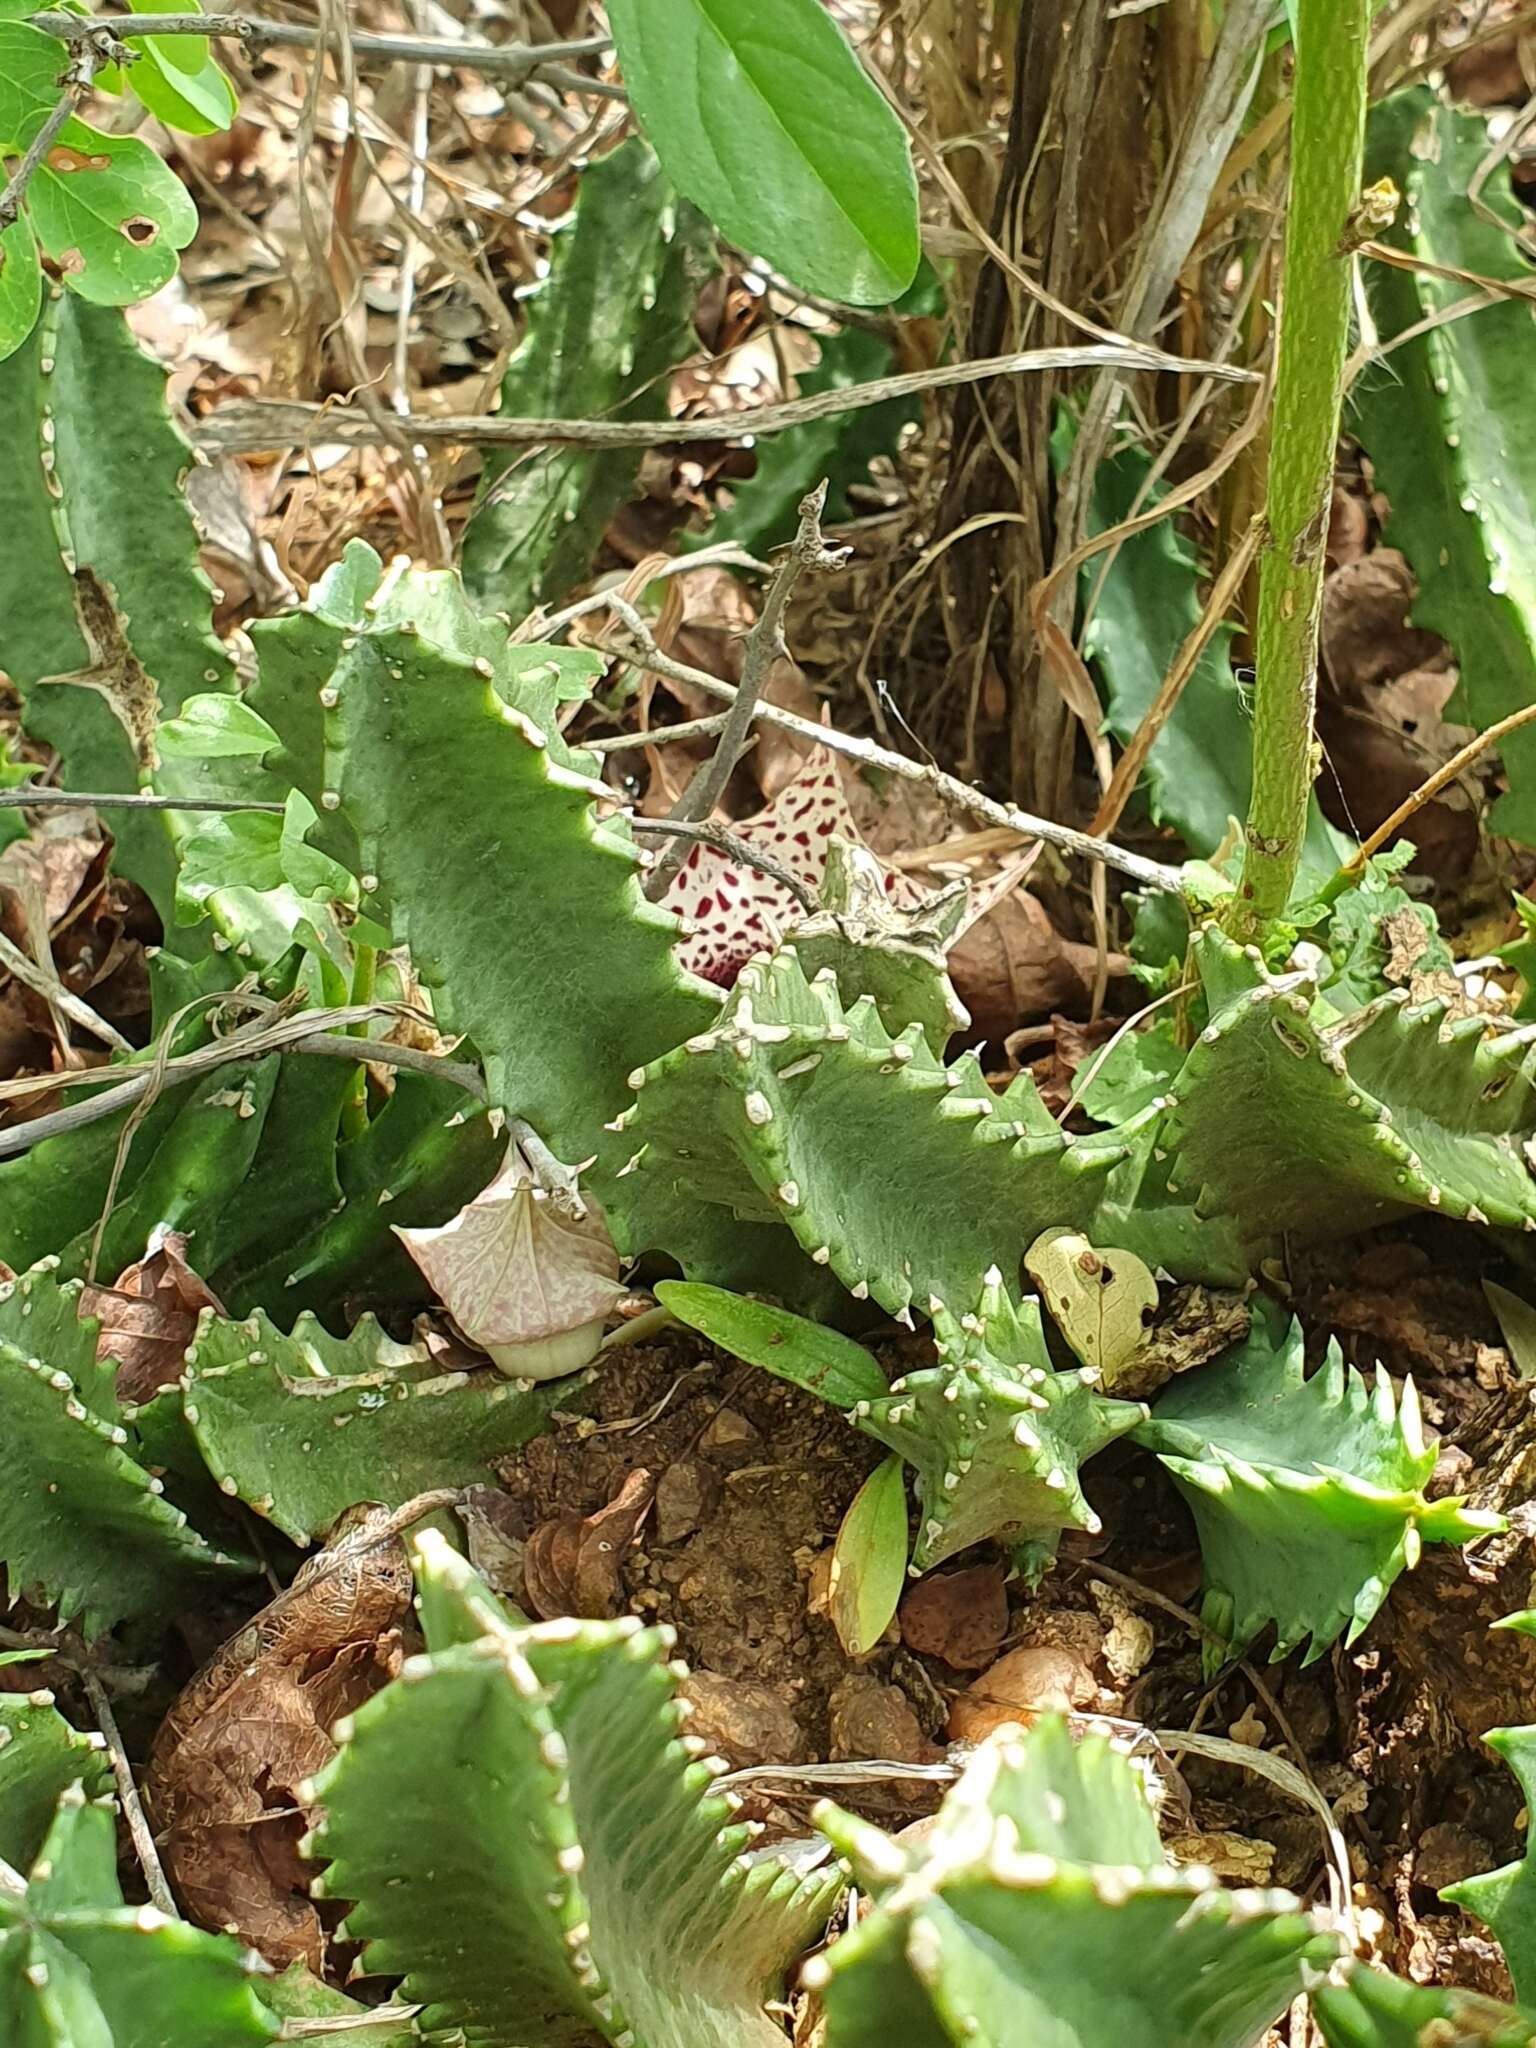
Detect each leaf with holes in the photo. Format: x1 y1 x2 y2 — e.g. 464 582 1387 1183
0 20 198 359
608 0 919 305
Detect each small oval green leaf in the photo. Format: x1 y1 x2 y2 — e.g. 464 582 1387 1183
829 1454 908 1657
655 1280 887 1407
607 0 919 305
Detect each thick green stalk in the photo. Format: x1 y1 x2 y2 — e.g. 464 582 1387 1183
1226 0 1370 942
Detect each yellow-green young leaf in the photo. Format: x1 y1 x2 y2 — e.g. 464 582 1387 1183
1025 1228 1158 1384
607 0 919 305
829 1454 909 1657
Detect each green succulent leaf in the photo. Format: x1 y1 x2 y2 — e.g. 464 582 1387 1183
786 841 969 1053
1356 89 1536 844
464 137 713 618
1443 1722 1536 2006
607 0 919 306
655 1280 889 1406
0 1691 111 1871
310 1532 842 2048
1313 1963 1536 2047
176 1308 581 1543
0 296 233 912
322 611 718 1154
856 1274 1144 1570
615 943 1247 1318
1160 926 1536 1240
812 1716 1338 2048
0 1265 251 1636
0 1788 280 2046
1136 1301 1501 1669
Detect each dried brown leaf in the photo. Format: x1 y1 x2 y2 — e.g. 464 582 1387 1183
81 1226 229 1404
948 892 1123 1043
523 1468 654 1622
145 1504 412 1969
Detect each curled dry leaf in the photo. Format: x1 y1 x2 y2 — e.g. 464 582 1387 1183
395 1143 627 1380
522 1467 654 1621
899 1563 1009 1671
81 1225 229 1404
144 1503 412 1970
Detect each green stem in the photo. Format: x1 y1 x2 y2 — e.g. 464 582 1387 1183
339 943 377 1141
1224 0 1371 944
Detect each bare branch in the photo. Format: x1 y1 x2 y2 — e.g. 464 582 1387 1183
190 343 1260 456
586 712 732 755
629 817 818 914
588 594 1185 895
643 482 847 900
29 11 616 86
0 787 285 814
0 1006 485 1160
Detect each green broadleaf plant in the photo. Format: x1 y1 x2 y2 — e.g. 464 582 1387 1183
0 12 204 361
606 0 920 306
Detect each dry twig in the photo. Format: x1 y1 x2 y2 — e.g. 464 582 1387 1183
191 342 1261 455
643 482 848 900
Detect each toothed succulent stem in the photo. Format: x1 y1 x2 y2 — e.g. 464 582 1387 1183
1227 0 1370 943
